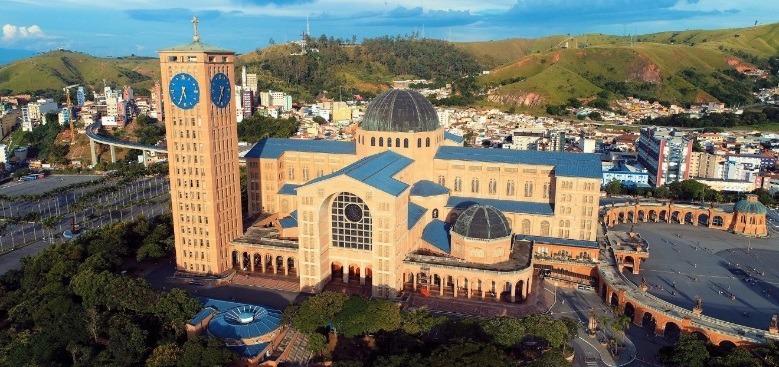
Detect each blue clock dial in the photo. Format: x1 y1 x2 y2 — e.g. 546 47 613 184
210 72 231 108
168 73 200 110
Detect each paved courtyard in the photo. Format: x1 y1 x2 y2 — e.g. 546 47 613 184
614 223 779 330
0 174 101 196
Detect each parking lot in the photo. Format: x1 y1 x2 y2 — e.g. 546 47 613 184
0 174 102 196
614 222 779 330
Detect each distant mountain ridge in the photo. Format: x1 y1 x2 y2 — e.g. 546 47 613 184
1 23 777 108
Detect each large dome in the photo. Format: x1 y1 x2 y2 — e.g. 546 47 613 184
452 205 512 240
734 198 767 215
360 89 440 133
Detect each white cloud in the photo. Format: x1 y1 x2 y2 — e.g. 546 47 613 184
2 24 47 43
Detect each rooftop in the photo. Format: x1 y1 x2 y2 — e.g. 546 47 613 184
405 238 533 272
444 131 465 144
422 219 451 253
302 150 413 196
515 234 599 249
408 202 427 230
203 298 282 343
232 226 299 250
360 89 440 133
245 138 356 159
434 146 602 179
447 196 554 216
410 180 450 197
452 204 512 240
606 230 649 253
159 40 234 54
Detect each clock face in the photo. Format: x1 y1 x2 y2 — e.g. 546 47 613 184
210 72 231 108
344 204 363 222
168 73 200 110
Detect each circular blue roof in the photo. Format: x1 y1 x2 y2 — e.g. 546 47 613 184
208 304 282 341
734 199 767 215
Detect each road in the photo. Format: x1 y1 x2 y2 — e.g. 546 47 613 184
0 174 101 196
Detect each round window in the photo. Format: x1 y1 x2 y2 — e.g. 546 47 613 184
344 203 363 222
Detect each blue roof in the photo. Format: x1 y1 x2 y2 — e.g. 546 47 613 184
245 137 356 159
188 307 216 326
422 219 451 253
408 202 427 230
446 196 554 216
444 131 465 144
278 183 300 195
410 180 450 196
203 298 283 341
279 210 298 228
303 151 413 196
228 342 270 358
435 146 602 179
515 234 598 249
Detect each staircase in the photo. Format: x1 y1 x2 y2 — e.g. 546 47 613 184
230 273 299 292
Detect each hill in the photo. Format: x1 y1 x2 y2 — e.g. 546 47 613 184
476 24 779 108
0 50 158 98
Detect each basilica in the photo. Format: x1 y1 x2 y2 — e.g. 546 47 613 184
233 89 603 301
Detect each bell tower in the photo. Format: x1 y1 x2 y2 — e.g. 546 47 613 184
158 18 243 275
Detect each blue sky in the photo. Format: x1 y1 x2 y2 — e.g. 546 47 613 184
1 0 776 57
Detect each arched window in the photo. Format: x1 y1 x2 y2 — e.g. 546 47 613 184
404 138 409 148
543 182 549 198
506 180 515 196
379 137 384 147
524 181 533 197
471 178 479 193
437 175 446 186
426 137 430 147
331 192 372 250
371 137 375 146
417 138 422 148
387 137 392 147
454 177 462 192
432 209 439 219
396 138 400 147
522 219 531 234
540 221 550 236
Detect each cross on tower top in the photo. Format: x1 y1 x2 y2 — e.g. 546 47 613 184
192 16 200 42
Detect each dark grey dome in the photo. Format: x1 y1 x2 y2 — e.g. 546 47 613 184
452 205 512 240
360 89 440 132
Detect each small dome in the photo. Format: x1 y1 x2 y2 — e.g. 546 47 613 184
452 205 512 240
734 197 767 215
360 89 440 133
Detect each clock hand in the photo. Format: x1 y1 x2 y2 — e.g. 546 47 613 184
179 87 186 103
218 86 225 103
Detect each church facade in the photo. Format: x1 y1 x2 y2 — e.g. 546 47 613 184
236 89 603 300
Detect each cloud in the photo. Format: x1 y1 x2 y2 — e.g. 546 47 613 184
125 8 242 22
2 24 46 43
233 0 314 5
351 6 482 27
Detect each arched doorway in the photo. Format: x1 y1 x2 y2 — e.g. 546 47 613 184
231 251 240 268
287 257 296 276
623 302 635 319
719 340 737 352
516 280 525 302
364 267 373 285
638 211 646 222
618 212 626 224
713 216 724 227
649 210 657 221
253 254 262 272
242 252 251 271
659 210 668 222
671 211 681 223
348 265 360 284
684 212 694 225
642 312 656 333
610 292 619 307
623 256 635 273
691 331 709 342
664 322 681 343
627 212 634 223
331 262 343 281
275 256 284 274
698 213 709 226
264 254 274 273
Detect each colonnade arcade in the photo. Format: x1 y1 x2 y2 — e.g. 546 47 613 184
230 249 298 277
605 202 731 230
401 268 532 303
330 262 373 286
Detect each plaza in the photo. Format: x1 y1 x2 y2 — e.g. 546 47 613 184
614 222 779 331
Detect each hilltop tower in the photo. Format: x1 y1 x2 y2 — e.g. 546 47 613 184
159 17 243 275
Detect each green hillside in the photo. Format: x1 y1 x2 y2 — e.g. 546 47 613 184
0 50 158 98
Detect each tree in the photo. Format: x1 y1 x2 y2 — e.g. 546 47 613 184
293 291 349 333
106 315 150 366
709 347 760 367
426 339 508 367
146 343 181 367
483 317 526 348
177 337 234 367
400 308 443 335
313 115 326 124
527 350 571 367
605 179 623 197
751 188 775 206
588 111 603 121
658 334 709 367
655 185 671 199
153 288 202 337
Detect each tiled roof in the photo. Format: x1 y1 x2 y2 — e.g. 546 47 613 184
203 298 283 341
515 234 598 249
188 307 216 326
422 219 451 253
434 146 602 179
277 184 300 195
410 180 450 197
444 131 465 144
228 343 270 358
446 196 554 216
245 138 356 159
408 202 427 230
278 210 298 228
302 151 413 196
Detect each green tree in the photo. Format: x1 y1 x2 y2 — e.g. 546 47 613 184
751 188 775 206
659 334 710 367
177 336 234 367
528 350 571 367
605 179 623 197
153 288 202 337
400 308 444 335
483 317 526 348
588 111 603 121
709 347 760 367
146 343 181 367
293 291 349 333
106 315 150 367
426 339 507 367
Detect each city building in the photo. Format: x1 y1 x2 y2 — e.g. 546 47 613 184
602 162 650 188
689 151 724 179
26 98 58 123
58 108 71 126
76 86 86 106
637 127 693 187
242 90 255 119
159 25 242 275
240 89 603 299
722 155 762 182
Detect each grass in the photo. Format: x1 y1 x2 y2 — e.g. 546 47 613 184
724 123 779 132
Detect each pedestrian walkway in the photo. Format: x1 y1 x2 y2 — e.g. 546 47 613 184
230 273 299 292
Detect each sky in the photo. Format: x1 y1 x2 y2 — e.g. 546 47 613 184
1 0 776 57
